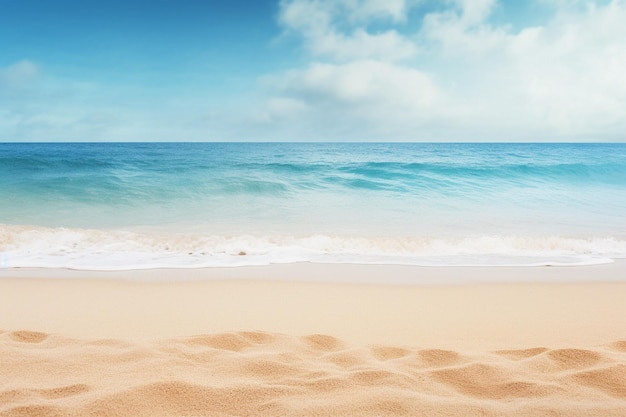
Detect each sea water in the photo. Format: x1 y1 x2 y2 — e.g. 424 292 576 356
1 142 625 270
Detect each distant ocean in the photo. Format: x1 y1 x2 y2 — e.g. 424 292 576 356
1 142 625 270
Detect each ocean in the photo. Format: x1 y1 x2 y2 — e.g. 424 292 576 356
1 142 625 270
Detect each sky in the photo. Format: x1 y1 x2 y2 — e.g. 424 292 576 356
1 0 625 142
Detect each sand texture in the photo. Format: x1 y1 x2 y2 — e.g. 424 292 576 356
2 264 626 416
1 330 625 417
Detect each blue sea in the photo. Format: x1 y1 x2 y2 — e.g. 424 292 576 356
1 142 625 270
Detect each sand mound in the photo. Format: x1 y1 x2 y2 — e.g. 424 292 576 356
495 347 548 360
2 330 626 417
571 364 626 398
9 331 48 344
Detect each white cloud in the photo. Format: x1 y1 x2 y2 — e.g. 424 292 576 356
279 0 412 24
252 97 310 125
264 0 626 140
257 60 451 140
421 0 507 56
445 0 626 134
278 0 418 61
513 2 626 134
312 29 418 61
451 0 498 27
536 0 594 10
0 60 39 89
344 0 410 23
277 60 439 109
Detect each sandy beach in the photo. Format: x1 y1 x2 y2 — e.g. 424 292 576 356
1 263 626 416
4 0 626 414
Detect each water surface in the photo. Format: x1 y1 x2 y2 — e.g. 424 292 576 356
1 142 625 269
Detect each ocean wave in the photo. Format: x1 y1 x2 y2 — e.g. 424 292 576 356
3 143 626 219
1 224 625 270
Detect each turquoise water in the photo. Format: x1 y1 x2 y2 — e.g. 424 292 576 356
1 142 626 269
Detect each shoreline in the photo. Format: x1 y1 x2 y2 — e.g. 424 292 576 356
2 258 625 284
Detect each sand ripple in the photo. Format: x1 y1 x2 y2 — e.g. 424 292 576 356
1 330 626 416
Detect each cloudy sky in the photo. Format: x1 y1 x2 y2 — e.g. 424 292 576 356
1 0 625 142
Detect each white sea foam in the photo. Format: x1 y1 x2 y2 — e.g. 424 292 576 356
1 224 625 270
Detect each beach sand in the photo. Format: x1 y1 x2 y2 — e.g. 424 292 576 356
1 263 626 416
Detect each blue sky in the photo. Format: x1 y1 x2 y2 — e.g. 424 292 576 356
1 0 625 141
